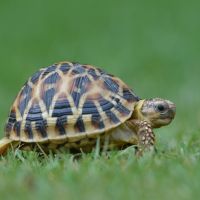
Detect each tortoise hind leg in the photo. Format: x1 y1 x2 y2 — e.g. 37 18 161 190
0 137 14 155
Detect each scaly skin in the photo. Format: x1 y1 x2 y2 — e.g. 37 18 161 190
130 98 176 156
126 120 155 156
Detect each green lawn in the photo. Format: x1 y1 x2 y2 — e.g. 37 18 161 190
0 0 200 199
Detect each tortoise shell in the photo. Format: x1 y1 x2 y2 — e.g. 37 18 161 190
5 62 140 143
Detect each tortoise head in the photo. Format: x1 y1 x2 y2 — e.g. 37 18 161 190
134 98 176 128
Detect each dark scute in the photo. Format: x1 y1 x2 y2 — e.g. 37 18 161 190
20 83 32 97
115 102 131 115
18 100 27 117
76 76 91 93
99 98 114 111
44 72 60 84
30 70 43 84
60 63 71 74
105 111 120 124
81 76 91 94
82 100 99 114
74 76 82 89
91 114 105 129
29 103 41 113
122 88 140 102
8 110 16 123
26 113 43 122
42 65 57 78
71 91 81 108
18 84 32 116
13 121 21 137
106 73 114 77
42 88 56 112
35 120 48 138
74 117 85 133
97 67 106 75
52 99 73 117
56 116 67 135
5 123 12 134
72 65 85 74
103 77 119 93
24 121 33 139
71 76 89 108
87 68 99 80
26 104 43 122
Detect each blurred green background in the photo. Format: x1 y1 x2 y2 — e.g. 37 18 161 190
0 0 200 199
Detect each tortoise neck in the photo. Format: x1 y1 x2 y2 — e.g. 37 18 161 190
132 100 145 120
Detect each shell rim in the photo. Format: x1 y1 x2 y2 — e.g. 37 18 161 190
8 109 134 143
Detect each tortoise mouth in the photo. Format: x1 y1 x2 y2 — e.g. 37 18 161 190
168 104 176 119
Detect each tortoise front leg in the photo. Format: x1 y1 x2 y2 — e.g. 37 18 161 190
127 120 156 156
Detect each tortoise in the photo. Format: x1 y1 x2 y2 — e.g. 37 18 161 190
0 61 176 156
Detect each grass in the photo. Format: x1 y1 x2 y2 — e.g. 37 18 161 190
1 142 200 200
0 0 200 199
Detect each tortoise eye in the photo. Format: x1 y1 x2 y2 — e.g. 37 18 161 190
156 104 165 112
